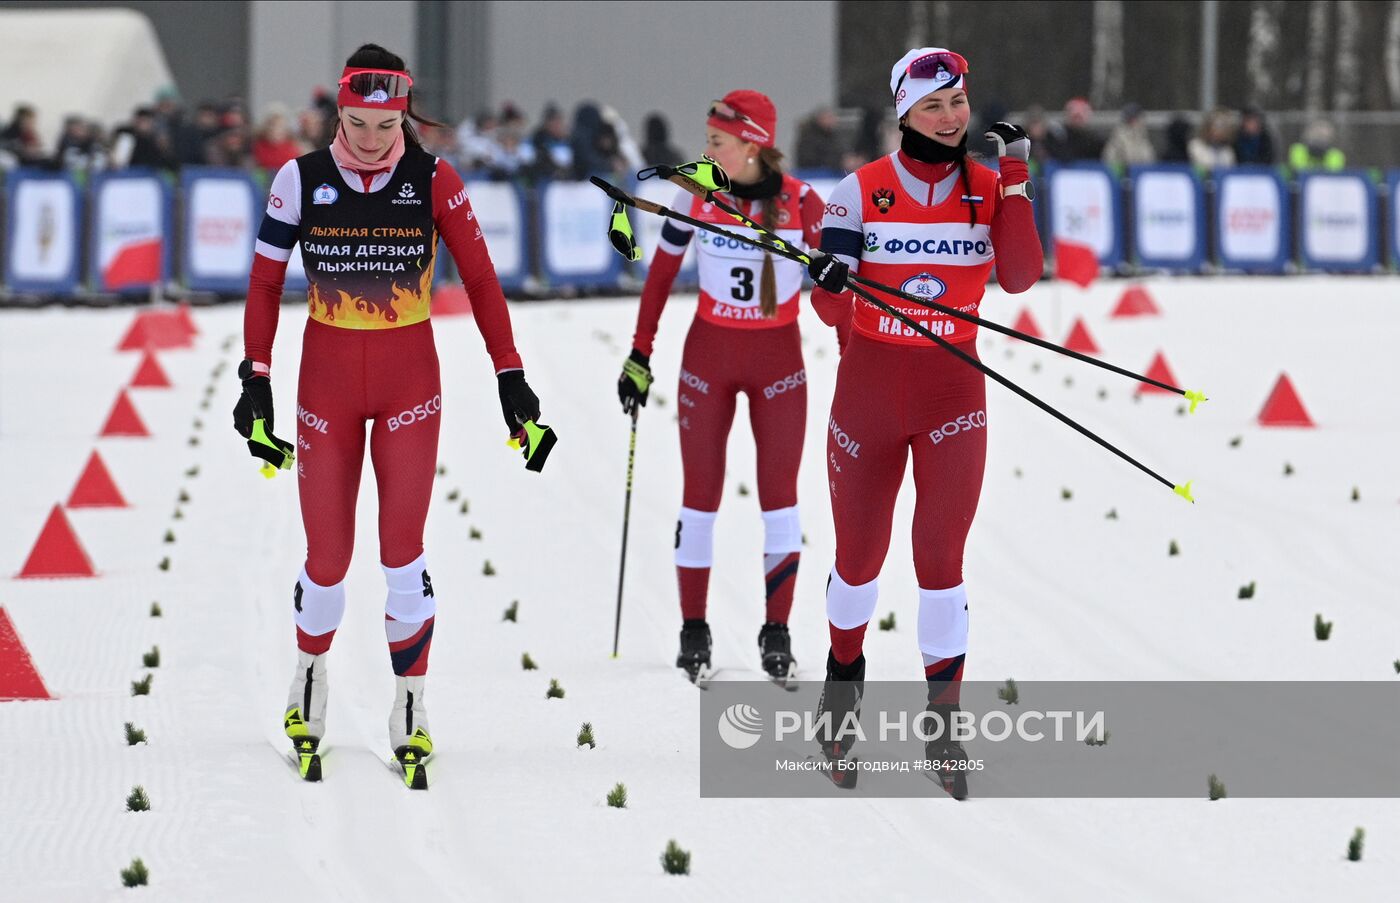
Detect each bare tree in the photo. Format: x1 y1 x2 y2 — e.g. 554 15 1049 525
1246 0 1284 107
932 0 951 44
1091 0 1125 108
1333 0 1361 110
1387 1 1400 107
1304 1 1331 111
908 0 928 47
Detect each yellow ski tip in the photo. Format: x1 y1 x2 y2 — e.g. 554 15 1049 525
507 436 521 450
1173 481 1195 504
1184 389 1208 414
260 462 277 479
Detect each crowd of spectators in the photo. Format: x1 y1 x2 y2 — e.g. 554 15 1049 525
1 88 1355 187
790 97 1350 178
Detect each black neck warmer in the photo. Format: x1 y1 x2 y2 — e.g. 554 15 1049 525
899 125 968 164
727 166 783 200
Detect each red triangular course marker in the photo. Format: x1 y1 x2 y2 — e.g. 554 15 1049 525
1063 318 1101 355
18 504 97 579
116 317 149 352
67 451 128 508
175 302 199 337
100 390 150 437
1258 373 1315 427
0 608 51 700
130 351 172 388
117 311 194 351
1136 351 1180 395
1111 285 1161 318
1010 307 1043 341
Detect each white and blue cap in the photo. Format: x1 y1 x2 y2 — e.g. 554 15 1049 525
890 47 969 120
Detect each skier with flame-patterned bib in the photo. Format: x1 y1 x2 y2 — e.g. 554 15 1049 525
803 47 1043 791
232 44 545 777
616 90 825 685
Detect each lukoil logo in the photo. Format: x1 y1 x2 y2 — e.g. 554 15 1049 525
298 404 329 433
717 704 764 750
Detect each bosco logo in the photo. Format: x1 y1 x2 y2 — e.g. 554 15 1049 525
929 410 987 445
388 395 442 432
900 273 947 299
762 369 807 400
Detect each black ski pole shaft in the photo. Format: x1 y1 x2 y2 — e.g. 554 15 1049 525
593 176 1192 499
612 408 639 657
846 280 1187 498
662 172 1200 401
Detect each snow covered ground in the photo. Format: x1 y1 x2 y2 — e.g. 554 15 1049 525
2 276 1398 901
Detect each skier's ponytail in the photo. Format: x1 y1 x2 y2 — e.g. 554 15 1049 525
757 145 786 319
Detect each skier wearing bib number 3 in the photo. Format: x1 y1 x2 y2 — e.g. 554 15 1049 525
616 90 825 684
804 48 1043 794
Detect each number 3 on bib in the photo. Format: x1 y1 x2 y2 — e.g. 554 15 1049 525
730 267 754 302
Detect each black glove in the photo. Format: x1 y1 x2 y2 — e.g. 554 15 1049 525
807 250 850 294
984 121 1031 162
232 360 274 439
497 369 541 433
233 359 294 468
617 349 653 415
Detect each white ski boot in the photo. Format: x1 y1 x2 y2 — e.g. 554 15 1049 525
283 651 328 781
389 675 433 789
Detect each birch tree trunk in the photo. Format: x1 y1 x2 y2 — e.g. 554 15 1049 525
1304 1 1331 112
1385 0 1400 107
1333 0 1361 111
1091 0 1125 108
1246 0 1283 107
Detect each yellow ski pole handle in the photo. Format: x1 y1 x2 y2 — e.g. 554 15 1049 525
507 420 558 473
250 418 295 476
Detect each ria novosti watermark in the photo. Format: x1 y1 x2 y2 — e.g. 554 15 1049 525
718 702 1108 749
699 681 1400 798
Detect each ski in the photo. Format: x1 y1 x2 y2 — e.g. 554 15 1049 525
683 663 800 690
390 746 430 790
922 762 969 800
766 664 800 692
391 728 433 790
285 737 325 782
683 662 715 689
807 743 859 790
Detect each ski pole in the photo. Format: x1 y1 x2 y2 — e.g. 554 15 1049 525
849 278 1191 500
593 176 1194 502
612 407 640 657
652 163 1206 409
